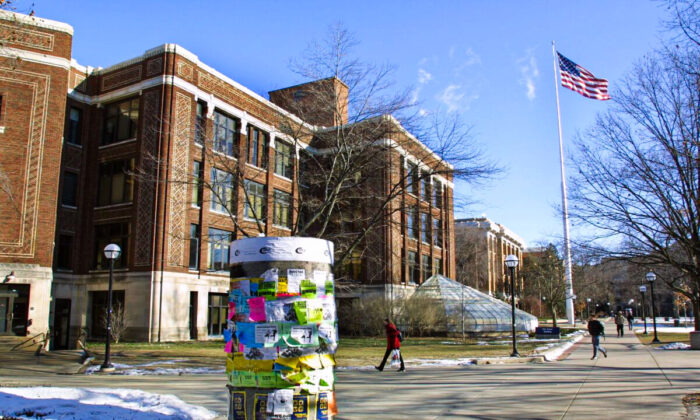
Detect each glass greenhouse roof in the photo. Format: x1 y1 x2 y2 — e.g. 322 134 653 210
413 275 538 333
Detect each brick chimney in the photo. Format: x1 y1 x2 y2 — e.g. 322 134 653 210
269 77 348 127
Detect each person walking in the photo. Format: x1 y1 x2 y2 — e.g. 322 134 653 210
587 314 607 360
375 318 405 372
615 311 626 337
626 311 634 331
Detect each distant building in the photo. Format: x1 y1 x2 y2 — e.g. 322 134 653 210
455 217 524 297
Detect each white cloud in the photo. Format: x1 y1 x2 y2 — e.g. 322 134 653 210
518 49 539 101
438 84 464 112
462 47 481 66
418 68 433 84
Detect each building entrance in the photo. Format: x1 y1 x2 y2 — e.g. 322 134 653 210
0 285 29 335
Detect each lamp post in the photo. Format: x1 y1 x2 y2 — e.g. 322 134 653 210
505 254 519 357
646 272 660 343
586 298 591 319
639 285 648 335
100 243 122 372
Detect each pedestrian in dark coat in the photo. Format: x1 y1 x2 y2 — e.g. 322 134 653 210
587 315 607 360
375 318 405 372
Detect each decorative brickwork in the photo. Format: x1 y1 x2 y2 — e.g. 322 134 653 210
0 22 54 52
176 61 193 81
166 92 191 267
0 67 49 258
198 70 272 122
146 57 162 77
101 66 141 90
134 91 160 266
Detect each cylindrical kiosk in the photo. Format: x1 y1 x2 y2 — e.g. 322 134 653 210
226 237 337 420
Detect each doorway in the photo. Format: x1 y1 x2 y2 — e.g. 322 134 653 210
0 293 17 334
189 291 198 340
53 299 71 349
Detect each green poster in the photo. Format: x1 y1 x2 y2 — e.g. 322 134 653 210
300 280 316 296
294 301 308 324
258 281 277 299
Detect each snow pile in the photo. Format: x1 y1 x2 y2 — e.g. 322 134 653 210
535 330 586 361
0 387 217 420
634 326 695 333
657 342 691 350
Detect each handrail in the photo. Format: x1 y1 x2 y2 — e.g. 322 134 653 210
10 330 50 352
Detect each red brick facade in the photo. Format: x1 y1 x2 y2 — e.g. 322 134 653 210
1 11 456 344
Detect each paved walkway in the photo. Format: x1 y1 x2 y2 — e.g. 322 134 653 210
1 323 698 419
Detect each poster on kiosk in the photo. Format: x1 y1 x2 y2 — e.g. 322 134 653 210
226 237 338 420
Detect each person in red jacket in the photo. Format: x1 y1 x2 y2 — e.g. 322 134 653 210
375 318 405 372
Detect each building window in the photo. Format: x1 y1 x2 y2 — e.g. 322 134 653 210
61 172 78 207
192 161 203 207
408 161 419 195
66 107 82 145
247 126 269 168
56 234 73 270
208 293 228 336
94 222 129 269
274 140 293 179
89 290 125 339
433 258 442 275
408 251 418 284
433 218 442 247
421 213 430 243
433 181 442 209
213 111 238 157
195 101 206 145
273 189 292 229
102 97 139 145
422 254 431 282
421 174 430 202
210 168 234 214
207 228 232 272
407 207 418 239
189 224 200 270
244 180 266 221
97 159 134 206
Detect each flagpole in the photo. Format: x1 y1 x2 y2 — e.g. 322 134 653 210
552 41 575 325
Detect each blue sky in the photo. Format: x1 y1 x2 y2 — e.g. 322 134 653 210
35 1 669 246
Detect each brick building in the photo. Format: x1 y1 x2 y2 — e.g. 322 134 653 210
0 12 73 338
0 11 455 346
455 217 524 297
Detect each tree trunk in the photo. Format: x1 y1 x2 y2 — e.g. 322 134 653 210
694 298 699 332
550 303 558 328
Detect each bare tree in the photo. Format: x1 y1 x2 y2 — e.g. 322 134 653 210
569 42 700 330
274 24 500 276
521 244 566 327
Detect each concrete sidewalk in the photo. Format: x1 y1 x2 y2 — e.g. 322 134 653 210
0 323 698 419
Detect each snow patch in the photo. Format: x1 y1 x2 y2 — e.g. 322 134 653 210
0 387 217 420
657 342 691 350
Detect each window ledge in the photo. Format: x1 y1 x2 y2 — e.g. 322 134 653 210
209 208 233 217
94 202 133 210
243 217 266 225
0 126 5 134
273 173 293 182
61 205 78 210
245 162 267 172
65 142 82 149
88 268 130 274
212 150 238 160
273 225 292 231
99 138 137 150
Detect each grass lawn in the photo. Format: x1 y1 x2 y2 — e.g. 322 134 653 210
635 332 691 346
86 335 559 368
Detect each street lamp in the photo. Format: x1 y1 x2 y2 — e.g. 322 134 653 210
646 272 660 343
504 254 519 357
639 285 648 335
586 298 591 319
100 243 122 372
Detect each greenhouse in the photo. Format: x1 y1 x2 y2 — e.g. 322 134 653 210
411 275 538 334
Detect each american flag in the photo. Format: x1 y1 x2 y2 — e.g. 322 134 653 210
557 52 610 100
